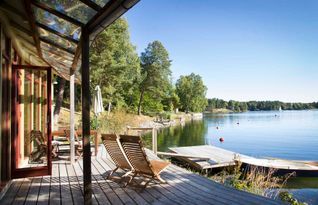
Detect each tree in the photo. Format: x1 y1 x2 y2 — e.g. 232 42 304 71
90 18 140 111
175 73 208 112
137 41 172 115
161 85 180 112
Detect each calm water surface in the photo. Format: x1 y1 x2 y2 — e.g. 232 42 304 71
156 110 318 160
145 110 318 204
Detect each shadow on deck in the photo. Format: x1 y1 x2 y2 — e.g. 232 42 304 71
0 146 282 205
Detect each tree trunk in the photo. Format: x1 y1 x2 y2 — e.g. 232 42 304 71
53 77 66 129
137 88 145 115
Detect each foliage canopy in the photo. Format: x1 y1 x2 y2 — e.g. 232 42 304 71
90 18 140 109
176 73 208 112
137 41 172 114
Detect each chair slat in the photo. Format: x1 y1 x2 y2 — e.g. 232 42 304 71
101 134 132 170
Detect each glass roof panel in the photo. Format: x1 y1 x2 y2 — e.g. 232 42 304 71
33 6 81 40
37 0 97 24
43 56 71 75
40 41 75 60
39 28 76 52
42 50 73 66
91 0 110 7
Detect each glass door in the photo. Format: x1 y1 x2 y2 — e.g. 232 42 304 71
12 65 52 178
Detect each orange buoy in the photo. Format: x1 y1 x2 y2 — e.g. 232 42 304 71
219 137 224 142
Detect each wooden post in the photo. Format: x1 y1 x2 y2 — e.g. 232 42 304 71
30 72 34 152
126 126 130 135
0 23 2 182
70 73 75 164
47 68 52 175
19 70 25 163
51 76 54 131
38 73 42 130
152 128 157 155
2 34 12 181
81 27 92 205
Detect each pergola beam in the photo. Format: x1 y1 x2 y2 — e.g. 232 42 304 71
39 37 75 55
86 0 139 34
86 0 123 33
36 22 79 44
24 0 43 59
70 0 138 72
31 0 85 27
79 0 102 12
0 1 28 19
10 20 33 36
71 40 81 71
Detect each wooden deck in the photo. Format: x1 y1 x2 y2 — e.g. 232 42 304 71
0 146 282 205
169 145 318 175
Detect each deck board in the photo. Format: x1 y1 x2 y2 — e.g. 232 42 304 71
59 163 74 205
1 179 24 205
72 160 99 205
0 147 282 205
37 176 50 205
66 163 84 205
92 158 148 205
24 177 41 205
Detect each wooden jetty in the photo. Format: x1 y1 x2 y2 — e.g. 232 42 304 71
165 145 318 176
166 145 237 170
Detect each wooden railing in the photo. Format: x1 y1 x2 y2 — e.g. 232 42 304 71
126 126 158 154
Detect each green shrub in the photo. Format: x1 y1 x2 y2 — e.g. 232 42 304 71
279 191 308 205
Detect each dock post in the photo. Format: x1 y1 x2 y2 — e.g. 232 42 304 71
126 126 130 135
152 128 157 155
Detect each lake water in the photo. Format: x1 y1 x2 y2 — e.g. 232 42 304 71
146 110 318 204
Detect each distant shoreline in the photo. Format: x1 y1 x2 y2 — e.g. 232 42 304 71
205 108 318 114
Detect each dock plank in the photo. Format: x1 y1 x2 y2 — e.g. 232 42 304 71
169 145 237 170
169 145 318 174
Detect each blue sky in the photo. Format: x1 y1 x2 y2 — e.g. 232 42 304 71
124 0 318 103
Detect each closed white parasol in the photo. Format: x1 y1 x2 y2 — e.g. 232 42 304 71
93 85 104 116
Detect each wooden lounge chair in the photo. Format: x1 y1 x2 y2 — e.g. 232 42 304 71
29 130 48 163
29 130 58 162
101 134 133 179
64 130 83 157
119 134 170 188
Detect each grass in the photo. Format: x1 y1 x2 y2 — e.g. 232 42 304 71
210 162 309 204
95 108 152 134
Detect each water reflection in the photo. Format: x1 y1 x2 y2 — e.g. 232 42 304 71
143 119 208 151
